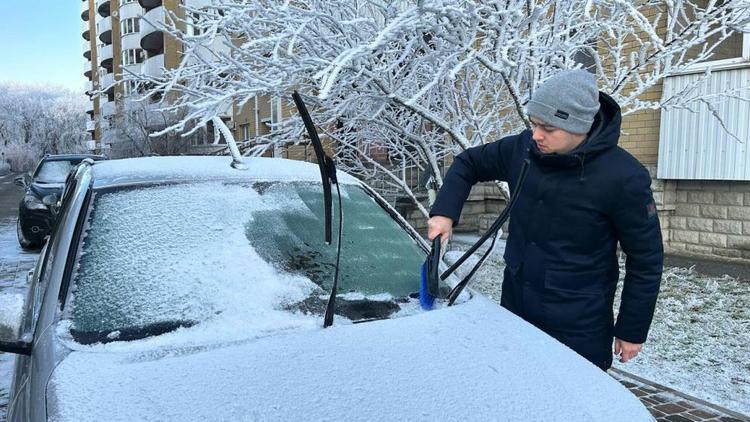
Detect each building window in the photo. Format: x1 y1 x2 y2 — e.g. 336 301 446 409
240 124 250 142
270 97 282 131
188 12 203 36
122 80 140 97
121 18 140 36
121 49 145 66
677 1 750 72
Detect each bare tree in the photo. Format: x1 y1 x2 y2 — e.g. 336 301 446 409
0 83 89 171
105 99 212 158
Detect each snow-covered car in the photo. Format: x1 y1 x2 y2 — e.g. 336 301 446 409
0 156 652 421
14 154 107 249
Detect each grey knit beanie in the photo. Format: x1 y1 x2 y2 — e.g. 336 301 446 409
526 70 600 134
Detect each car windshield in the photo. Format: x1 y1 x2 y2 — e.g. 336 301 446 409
67 181 433 344
34 160 76 183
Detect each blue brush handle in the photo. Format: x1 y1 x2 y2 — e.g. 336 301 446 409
420 261 435 310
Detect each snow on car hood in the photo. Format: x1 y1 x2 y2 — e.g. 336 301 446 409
46 296 651 422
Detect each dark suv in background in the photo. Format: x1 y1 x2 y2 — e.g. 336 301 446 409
15 154 106 249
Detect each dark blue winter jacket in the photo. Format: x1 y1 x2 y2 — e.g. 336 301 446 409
431 93 663 370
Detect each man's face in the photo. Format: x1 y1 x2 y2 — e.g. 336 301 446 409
530 118 586 154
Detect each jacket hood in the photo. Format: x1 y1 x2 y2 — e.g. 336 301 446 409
576 92 622 155
529 92 622 164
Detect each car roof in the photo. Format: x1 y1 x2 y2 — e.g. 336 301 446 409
42 154 107 162
88 156 360 189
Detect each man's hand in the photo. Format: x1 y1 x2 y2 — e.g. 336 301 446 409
614 338 643 363
427 216 453 242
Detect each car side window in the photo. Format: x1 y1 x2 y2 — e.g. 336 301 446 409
21 243 51 336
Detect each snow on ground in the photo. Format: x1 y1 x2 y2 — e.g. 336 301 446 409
0 352 12 422
612 266 750 415
446 236 750 415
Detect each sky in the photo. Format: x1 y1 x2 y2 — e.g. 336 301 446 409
0 1 85 93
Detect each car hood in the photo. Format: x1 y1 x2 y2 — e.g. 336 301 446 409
46 296 651 422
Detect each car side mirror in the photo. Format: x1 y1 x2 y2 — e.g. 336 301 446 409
0 291 32 356
43 194 61 218
42 194 58 207
14 175 27 188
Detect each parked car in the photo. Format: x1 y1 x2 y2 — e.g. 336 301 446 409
14 154 106 249
0 156 652 422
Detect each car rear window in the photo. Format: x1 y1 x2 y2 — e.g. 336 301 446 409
35 160 76 183
67 181 429 343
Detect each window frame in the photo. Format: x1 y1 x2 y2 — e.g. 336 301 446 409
120 17 140 36
270 97 282 132
121 49 144 66
672 24 750 75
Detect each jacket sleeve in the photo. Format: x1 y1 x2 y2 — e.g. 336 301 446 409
611 167 664 344
429 139 509 225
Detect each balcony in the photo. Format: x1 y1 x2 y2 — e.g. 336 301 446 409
81 1 90 21
121 30 143 51
185 0 212 7
83 62 93 80
96 0 110 17
98 16 112 45
81 20 90 41
85 100 94 114
140 6 164 53
142 53 165 78
86 119 97 132
217 103 232 120
122 63 143 82
188 38 232 65
120 1 143 20
83 36 92 60
138 0 161 12
101 72 116 91
99 44 113 70
101 100 116 117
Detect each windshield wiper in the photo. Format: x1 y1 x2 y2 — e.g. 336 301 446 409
444 159 531 305
291 91 343 328
70 320 197 345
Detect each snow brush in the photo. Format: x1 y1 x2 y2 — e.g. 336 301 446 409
420 235 442 310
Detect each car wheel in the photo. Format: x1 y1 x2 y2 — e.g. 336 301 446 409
17 218 41 250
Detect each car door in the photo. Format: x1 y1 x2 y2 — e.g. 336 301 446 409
7 168 90 422
6 241 51 422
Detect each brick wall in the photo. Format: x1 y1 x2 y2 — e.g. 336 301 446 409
667 180 750 261
620 99 662 165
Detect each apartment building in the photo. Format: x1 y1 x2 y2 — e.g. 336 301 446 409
81 0 230 158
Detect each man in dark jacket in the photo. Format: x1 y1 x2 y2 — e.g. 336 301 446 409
428 69 663 370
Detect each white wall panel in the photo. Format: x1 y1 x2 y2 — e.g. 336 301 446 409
657 67 750 180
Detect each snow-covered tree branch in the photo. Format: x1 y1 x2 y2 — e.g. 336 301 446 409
133 0 750 216
0 83 89 171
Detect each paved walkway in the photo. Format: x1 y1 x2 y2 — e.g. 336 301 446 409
611 369 749 421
